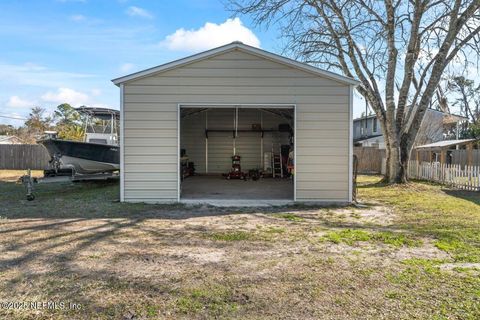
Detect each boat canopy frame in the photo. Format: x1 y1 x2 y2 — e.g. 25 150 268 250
75 107 120 144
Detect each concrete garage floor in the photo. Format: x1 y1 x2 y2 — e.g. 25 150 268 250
181 175 294 202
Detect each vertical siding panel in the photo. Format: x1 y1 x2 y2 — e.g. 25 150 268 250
180 111 206 173
207 109 235 173
295 88 350 202
123 101 178 202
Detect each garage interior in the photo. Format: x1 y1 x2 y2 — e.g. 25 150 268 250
180 106 295 200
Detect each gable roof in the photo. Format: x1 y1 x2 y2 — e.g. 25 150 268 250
415 139 479 150
0 135 24 144
354 134 383 143
112 42 359 86
353 114 377 122
353 107 468 123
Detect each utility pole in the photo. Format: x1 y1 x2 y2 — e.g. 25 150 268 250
364 98 368 138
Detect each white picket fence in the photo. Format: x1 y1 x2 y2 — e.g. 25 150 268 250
408 160 480 191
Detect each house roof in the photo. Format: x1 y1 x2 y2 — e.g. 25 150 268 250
415 139 479 150
353 114 377 122
0 135 24 144
112 42 360 86
353 108 467 123
354 134 383 143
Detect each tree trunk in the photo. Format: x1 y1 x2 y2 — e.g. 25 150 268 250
387 136 400 182
384 133 410 183
384 134 412 183
398 137 410 183
384 139 391 180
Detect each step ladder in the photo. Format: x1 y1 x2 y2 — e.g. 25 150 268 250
272 152 283 178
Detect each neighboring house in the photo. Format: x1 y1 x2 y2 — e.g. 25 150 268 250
353 109 467 149
0 135 24 144
113 42 359 204
353 115 384 148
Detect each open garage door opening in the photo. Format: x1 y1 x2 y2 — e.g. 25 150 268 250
179 105 295 203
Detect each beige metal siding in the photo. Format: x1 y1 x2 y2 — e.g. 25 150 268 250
261 110 292 160
295 93 350 201
122 48 350 202
236 109 261 170
180 111 206 173
206 109 235 173
122 102 178 202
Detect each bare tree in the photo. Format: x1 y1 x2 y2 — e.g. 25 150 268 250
447 76 480 123
229 0 480 182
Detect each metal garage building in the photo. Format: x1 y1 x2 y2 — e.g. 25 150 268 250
113 42 358 205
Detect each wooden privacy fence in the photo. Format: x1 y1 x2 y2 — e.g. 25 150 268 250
0 144 50 170
451 149 480 166
353 147 385 174
408 160 480 191
416 149 480 166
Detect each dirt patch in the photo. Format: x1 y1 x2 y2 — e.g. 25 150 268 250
392 240 450 261
327 204 397 226
0 170 43 182
271 204 398 228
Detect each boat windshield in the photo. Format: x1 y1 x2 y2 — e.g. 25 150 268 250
76 107 120 145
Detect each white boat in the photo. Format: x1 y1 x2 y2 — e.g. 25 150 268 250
39 107 120 175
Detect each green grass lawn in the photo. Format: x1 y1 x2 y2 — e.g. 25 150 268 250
0 172 478 319
359 176 480 263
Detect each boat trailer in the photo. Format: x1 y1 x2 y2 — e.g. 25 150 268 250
19 169 119 201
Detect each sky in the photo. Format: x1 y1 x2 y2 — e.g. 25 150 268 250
0 0 366 127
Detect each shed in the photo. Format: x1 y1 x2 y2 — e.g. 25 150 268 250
113 42 358 205
415 139 480 166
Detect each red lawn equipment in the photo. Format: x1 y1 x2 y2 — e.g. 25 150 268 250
224 155 247 180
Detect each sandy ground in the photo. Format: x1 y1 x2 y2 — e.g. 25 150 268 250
0 203 454 319
0 170 43 182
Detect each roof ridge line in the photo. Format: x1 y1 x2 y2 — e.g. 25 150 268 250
112 42 359 86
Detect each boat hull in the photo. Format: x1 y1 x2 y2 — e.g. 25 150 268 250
39 139 119 175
